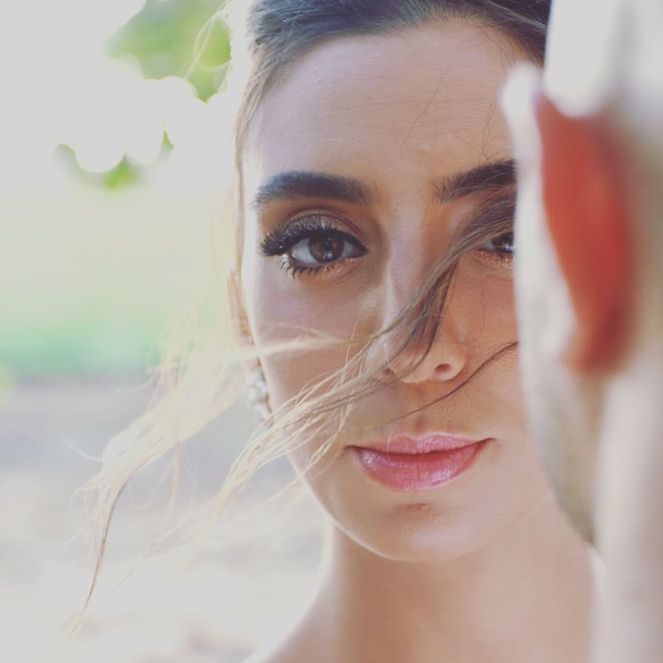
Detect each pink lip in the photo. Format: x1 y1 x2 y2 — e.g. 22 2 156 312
350 434 489 492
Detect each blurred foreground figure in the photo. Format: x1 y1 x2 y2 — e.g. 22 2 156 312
504 0 663 661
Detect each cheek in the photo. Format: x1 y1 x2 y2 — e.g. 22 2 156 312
245 263 370 408
454 261 527 431
453 258 518 353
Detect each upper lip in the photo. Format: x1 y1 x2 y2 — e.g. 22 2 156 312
353 433 484 454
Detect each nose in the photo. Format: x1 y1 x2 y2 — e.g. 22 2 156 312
368 289 467 386
390 334 466 384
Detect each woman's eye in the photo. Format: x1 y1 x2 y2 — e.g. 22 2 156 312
259 217 367 279
290 232 363 268
476 231 515 258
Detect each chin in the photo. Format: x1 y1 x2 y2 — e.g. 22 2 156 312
335 502 508 563
302 443 541 564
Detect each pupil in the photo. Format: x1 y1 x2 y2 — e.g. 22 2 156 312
311 235 343 263
494 232 514 251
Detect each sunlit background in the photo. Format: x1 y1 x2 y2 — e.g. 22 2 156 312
0 2 322 661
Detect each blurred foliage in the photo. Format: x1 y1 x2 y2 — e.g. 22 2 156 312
56 145 146 190
104 158 144 190
79 0 232 190
107 0 230 101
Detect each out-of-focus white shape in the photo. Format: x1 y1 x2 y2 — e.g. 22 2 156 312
544 0 624 115
546 0 663 138
545 0 663 160
500 64 542 174
123 115 166 167
88 0 148 43
0 610 53 663
0 0 148 187
58 59 168 172
155 85 236 196
125 77 195 166
165 96 210 149
0 0 237 200
621 0 663 150
74 140 126 174
150 76 199 142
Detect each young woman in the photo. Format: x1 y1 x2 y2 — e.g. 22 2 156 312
89 1 594 661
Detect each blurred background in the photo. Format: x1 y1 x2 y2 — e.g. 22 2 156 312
0 2 322 661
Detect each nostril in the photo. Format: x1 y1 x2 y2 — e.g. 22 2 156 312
420 355 464 383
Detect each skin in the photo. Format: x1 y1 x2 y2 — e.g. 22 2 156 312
240 19 592 663
503 1 663 660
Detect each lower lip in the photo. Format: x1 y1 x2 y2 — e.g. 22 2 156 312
351 441 488 492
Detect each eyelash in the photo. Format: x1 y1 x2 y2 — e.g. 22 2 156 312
259 215 367 279
258 214 514 280
475 231 515 267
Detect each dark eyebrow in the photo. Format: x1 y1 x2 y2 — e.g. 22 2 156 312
433 159 516 203
251 161 515 211
251 171 374 209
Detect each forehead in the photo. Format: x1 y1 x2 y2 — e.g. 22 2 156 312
243 19 524 193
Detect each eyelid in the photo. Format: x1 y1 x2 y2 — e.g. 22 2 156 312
265 203 369 236
259 212 367 257
463 191 515 237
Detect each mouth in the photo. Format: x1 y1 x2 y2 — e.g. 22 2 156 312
349 434 490 492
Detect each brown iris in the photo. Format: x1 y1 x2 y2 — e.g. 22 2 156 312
309 234 345 263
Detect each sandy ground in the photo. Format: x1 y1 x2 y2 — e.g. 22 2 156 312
0 380 324 663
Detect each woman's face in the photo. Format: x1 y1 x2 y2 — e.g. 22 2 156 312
240 19 552 561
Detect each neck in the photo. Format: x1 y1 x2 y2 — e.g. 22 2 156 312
306 498 592 663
